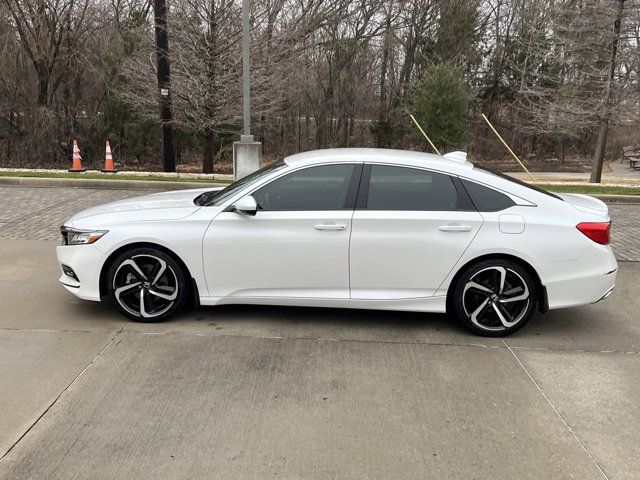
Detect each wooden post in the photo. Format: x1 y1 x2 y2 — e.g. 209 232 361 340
409 114 441 155
481 113 536 181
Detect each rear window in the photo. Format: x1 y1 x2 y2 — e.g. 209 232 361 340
476 167 563 201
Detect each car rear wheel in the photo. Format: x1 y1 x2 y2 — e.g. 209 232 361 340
451 259 537 337
107 247 188 322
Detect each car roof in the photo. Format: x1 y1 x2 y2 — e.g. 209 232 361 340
284 148 474 173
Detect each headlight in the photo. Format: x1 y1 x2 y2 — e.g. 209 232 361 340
61 226 108 245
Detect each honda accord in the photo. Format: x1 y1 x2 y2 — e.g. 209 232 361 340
57 148 617 336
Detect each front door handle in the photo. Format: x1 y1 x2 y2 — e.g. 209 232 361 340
314 224 347 231
438 224 472 232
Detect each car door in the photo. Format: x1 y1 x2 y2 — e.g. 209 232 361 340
202 163 362 299
349 164 483 300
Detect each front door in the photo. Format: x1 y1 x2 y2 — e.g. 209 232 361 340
350 164 483 299
203 163 362 299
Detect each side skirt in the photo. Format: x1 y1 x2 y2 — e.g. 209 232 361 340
198 295 447 313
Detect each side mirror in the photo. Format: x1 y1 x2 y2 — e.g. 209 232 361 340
232 195 258 216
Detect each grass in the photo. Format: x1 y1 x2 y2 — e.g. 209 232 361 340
536 183 640 196
0 170 233 184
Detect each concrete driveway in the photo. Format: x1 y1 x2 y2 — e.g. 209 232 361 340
0 185 638 479
0 238 638 480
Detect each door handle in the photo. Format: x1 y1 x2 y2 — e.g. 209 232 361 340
314 224 347 231
438 224 472 232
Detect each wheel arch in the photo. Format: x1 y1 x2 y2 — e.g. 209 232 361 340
99 242 199 304
446 253 548 314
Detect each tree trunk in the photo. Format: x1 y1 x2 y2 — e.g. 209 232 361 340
590 0 625 183
378 16 391 124
153 0 176 172
202 128 214 174
36 68 49 107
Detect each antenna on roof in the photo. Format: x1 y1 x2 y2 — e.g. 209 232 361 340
409 114 442 156
443 151 467 163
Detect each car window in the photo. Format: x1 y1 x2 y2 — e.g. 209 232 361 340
476 167 563 201
461 179 515 212
365 165 460 211
253 164 356 211
195 160 287 206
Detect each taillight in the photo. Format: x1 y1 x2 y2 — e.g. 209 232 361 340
576 222 611 245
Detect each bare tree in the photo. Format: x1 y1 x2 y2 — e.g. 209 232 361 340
0 0 638 172
591 0 626 183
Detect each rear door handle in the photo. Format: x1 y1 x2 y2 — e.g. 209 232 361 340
314 224 346 231
438 224 472 232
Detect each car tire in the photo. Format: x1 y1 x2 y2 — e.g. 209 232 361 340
106 247 189 322
451 259 537 337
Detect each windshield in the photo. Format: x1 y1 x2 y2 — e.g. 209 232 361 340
476 167 563 201
194 160 288 206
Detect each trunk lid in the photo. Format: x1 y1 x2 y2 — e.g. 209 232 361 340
556 193 609 216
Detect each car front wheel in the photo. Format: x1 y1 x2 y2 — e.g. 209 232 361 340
451 259 537 337
106 247 188 322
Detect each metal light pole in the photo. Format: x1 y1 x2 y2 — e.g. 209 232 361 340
242 0 252 141
233 0 262 179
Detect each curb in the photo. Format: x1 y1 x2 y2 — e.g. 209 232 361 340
0 176 227 191
0 167 235 181
592 194 640 205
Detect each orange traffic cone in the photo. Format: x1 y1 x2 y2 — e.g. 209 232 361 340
101 141 118 173
68 140 86 172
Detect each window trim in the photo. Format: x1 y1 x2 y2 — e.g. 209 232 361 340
355 163 475 212
355 164 372 209
247 162 364 212
451 176 476 211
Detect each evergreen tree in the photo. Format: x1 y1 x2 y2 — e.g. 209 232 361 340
412 64 472 153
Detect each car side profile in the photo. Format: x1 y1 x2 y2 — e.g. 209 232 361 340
57 148 617 336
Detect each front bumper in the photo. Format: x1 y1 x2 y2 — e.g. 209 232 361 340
56 244 105 301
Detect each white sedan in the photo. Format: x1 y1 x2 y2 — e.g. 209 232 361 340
57 148 617 336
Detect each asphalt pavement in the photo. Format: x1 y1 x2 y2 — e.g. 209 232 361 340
0 185 639 479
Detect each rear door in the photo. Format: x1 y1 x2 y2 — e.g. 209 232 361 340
349 164 483 299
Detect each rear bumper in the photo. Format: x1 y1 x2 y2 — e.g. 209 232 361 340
56 244 104 301
544 246 617 310
596 286 615 303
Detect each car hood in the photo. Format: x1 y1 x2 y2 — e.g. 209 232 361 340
556 193 609 216
66 187 223 226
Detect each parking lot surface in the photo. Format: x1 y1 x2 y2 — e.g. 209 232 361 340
0 185 639 479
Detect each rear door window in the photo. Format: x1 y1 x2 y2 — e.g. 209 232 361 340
363 165 461 211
